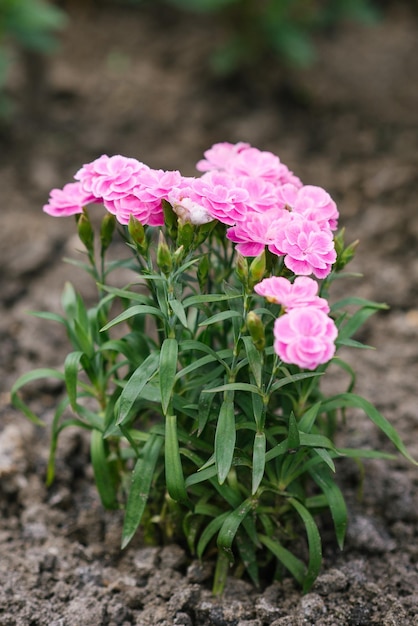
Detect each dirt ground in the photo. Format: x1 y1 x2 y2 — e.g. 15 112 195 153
1 2 418 624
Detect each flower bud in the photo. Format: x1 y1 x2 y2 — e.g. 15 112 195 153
100 213 115 254
162 199 178 241
334 227 359 271
176 220 194 251
246 311 265 352
128 215 147 253
157 230 173 275
76 210 94 253
249 251 266 289
235 253 248 286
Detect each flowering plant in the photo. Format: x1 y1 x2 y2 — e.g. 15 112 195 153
12 142 414 594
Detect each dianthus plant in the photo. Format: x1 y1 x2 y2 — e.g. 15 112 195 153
12 142 415 594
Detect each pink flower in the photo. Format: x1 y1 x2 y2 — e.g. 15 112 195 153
277 184 339 230
274 307 338 370
43 182 92 217
106 193 164 227
271 215 336 279
75 154 146 203
227 208 291 256
254 276 329 313
196 142 250 172
191 171 249 226
167 177 214 225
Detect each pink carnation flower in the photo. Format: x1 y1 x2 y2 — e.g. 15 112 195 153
274 307 338 370
271 214 336 279
105 193 164 227
75 154 146 203
254 276 329 313
43 182 92 217
277 183 339 230
227 208 291 257
191 171 249 226
196 142 250 172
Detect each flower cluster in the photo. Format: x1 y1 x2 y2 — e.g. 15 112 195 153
44 142 339 370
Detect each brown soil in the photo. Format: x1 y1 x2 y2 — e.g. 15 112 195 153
1 3 418 625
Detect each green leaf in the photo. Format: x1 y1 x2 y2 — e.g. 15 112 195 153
309 466 347 550
197 511 229 560
270 372 322 393
298 402 321 434
217 497 254 563
90 429 118 510
287 413 300 449
117 352 160 425
64 351 86 411
11 368 65 425
259 534 306 586
215 399 236 484
121 434 163 549
288 498 322 592
203 382 262 395
198 310 242 327
183 293 241 308
165 414 189 503
252 432 266 494
100 304 165 332
320 393 418 465
241 336 263 388
160 338 178 416
169 298 189 328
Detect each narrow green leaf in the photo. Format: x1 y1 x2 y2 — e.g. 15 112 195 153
165 414 188 503
252 432 266 494
215 399 236 484
90 429 118 510
196 511 229 560
321 393 418 465
169 298 189 328
270 372 322 393
117 352 159 425
259 534 306 585
198 310 242 327
287 413 300 449
288 498 322 592
203 382 262 395
64 351 85 411
309 466 347 550
241 336 263 388
217 497 254 563
100 304 164 332
11 368 65 426
298 402 321 433
183 293 241 308
160 338 178 416
121 434 163 549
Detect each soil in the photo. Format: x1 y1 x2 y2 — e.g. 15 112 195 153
1 3 418 625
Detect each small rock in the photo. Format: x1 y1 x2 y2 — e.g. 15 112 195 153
314 568 348 595
160 544 187 570
133 546 160 577
296 593 326 624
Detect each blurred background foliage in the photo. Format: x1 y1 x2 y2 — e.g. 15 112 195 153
0 0 67 117
0 0 383 120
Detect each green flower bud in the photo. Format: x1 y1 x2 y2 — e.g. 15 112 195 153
194 219 216 247
334 227 359 271
246 311 265 352
100 213 115 254
176 220 194 251
157 230 172 275
249 251 266 289
128 215 147 253
162 199 178 241
235 253 249 286
76 210 94 253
